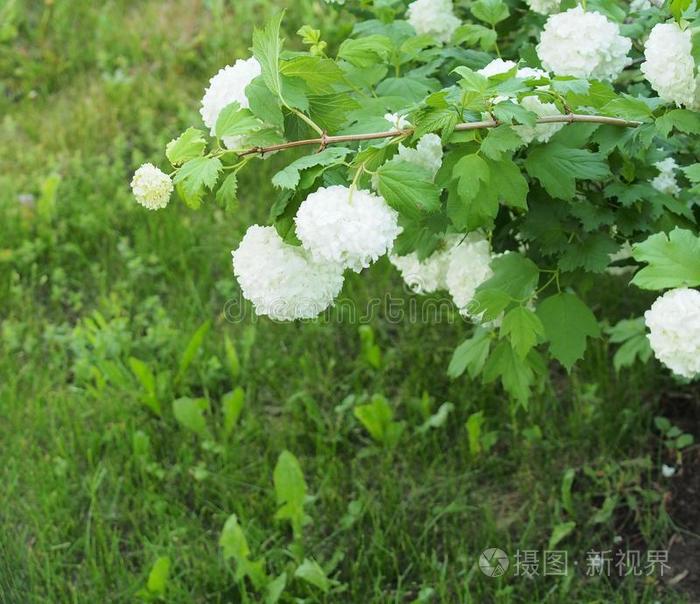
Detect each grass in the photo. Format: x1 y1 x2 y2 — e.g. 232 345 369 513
1 1 698 602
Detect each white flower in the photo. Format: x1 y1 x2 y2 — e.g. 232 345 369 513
200 57 261 148
537 6 632 81
661 464 676 478
231 225 344 321
406 0 461 44
515 95 565 144
651 157 681 196
517 67 549 80
631 0 664 10
445 233 494 319
384 113 411 130
390 235 460 294
644 288 700 379
130 163 173 210
478 59 517 78
526 0 561 15
641 22 698 108
295 186 401 272
397 133 444 180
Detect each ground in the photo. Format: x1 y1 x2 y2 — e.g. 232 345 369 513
0 1 698 602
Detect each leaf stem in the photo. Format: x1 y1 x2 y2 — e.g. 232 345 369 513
238 114 641 158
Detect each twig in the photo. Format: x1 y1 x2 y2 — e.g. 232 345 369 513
238 114 641 158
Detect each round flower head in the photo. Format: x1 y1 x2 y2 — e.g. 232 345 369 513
644 288 700 379
515 95 565 144
537 6 631 81
295 186 401 273
445 233 494 319
406 0 461 44
231 225 344 321
130 163 173 210
641 22 698 108
526 0 561 15
200 57 262 148
397 134 444 180
390 235 461 294
651 157 681 196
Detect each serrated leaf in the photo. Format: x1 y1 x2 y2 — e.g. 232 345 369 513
483 340 534 404
485 157 528 209
480 125 523 160
216 172 238 210
246 76 284 129
215 102 262 139
525 143 610 200
492 101 538 126
252 12 285 101
274 450 308 540
174 157 222 193
166 127 206 166
338 35 393 67
453 23 497 51
536 293 600 372
272 147 352 190
453 153 490 201
500 306 544 359
656 109 700 137
280 56 345 94
631 228 700 290
448 328 492 378
376 161 441 219
558 233 619 273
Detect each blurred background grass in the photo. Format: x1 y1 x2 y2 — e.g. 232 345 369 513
0 1 697 602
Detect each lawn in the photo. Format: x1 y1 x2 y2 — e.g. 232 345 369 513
0 1 698 602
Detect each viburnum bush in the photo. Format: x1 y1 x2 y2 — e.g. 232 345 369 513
132 0 700 403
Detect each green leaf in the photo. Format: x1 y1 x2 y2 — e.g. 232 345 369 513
480 125 523 160
338 35 393 67
484 157 528 209
216 172 239 210
671 0 692 20
128 357 161 416
172 398 209 436
280 56 345 94
483 340 534 404
536 293 601 372
294 559 331 593
219 514 268 589
146 556 171 597
453 23 497 51
273 450 309 540
215 102 262 139
558 233 619 273
224 335 241 380
176 320 211 383
656 109 700 137
473 253 540 321
353 395 405 448
222 387 245 436
453 153 490 201
174 157 222 193
548 522 576 551
175 181 203 210
471 0 510 25
500 306 544 359
265 573 287 604
253 12 285 102
376 161 441 219
631 228 700 290
272 147 352 190
493 101 537 127
246 76 284 129
166 127 206 166
525 143 610 200
448 328 492 379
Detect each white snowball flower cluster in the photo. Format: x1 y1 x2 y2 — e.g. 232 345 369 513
445 234 494 319
406 0 461 44
644 288 700 379
478 59 548 81
390 235 460 294
537 6 631 81
295 186 401 272
231 225 344 321
130 164 173 210
200 57 261 148
641 22 698 108
630 0 665 11
516 95 564 144
525 0 561 15
397 134 444 180
651 158 681 196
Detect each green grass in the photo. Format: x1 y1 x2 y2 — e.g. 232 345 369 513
0 1 697 602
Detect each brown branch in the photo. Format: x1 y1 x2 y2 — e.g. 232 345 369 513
238 113 641 158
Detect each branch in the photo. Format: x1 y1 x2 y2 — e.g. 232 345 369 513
239 113 642 157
